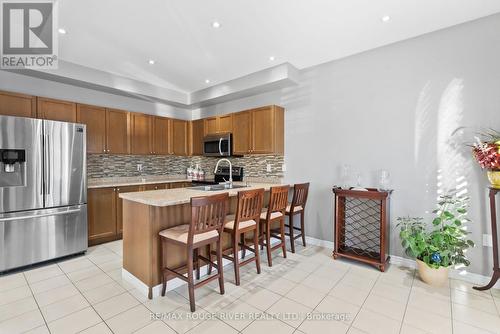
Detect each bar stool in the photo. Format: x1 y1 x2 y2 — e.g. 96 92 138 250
285 183 310 253
159 193 228 312
208 188 264 285
259 185 290 266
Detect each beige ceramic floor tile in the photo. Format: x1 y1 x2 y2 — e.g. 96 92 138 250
97 259 123 272
254 275 297 296
408 289 452 318
162 305 210 334
144 292 188 314
74 273 115 292
362 293 406 321
329 282 371 306
25 264 63 284
404 306 452 334
106 304 154 334
58 257 95 273
0 284 32 306
411 278 450 300
300 273 339 293
93 292 140 320
241 286 282 311
453 320 497 334
347 327 369 334
241 318 295 334
0 272 27 292
134 320 176 334
188 319 238 334
399 324 428 334
450 279 493 298
82 281 126 304
352 308 401 334
40 293 89 322
219 299 263 331
79 322 113 334
284 283 326 309
298 314 350 334
29 275 72 294
451 289 498 315
0 296 38 322
24 325 50 334
66 266 103 282
196 289 237 312
267 296 312 327
0 308 45 334
34 283 80 307
452 303 500 333
47 307 101 334
370 280 411 304
315 295 360 325
340 271 377 291
87 252 122 265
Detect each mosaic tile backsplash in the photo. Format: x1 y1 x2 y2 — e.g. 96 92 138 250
87 154 285 179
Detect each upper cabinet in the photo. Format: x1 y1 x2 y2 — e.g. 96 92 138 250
131 113 152 155
0 90 36 118
152 116 171 155
233 105 284 155
172 119 189 156
204 114 233 136
76 104 106 154
190 119 204 156
37 97 77 123
106 109 130 154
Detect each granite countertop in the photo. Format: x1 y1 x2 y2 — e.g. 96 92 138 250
87 175 190 189
118 182 286 207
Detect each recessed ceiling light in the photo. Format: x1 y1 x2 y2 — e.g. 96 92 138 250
269 56 275 61
381 15 391 22
205 79 211 84
58 28 67 34
212 21 221 28
148 59 155 65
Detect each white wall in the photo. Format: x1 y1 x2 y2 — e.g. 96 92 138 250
195 14 500 276
0 70 192 120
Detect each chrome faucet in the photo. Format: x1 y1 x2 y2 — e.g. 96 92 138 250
214 158 232 188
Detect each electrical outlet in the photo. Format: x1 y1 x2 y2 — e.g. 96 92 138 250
282 163 287 172
266 164 272 173
483 234 493 247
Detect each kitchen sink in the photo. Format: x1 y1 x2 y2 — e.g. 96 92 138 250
189 184 248 191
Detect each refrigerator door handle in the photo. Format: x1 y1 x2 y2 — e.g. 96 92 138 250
45 134 51 195
0 207 82 222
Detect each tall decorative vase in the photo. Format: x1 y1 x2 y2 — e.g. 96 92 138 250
487 171 500 189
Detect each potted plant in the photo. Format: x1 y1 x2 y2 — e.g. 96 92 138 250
397 193 474 286
472 130 500 188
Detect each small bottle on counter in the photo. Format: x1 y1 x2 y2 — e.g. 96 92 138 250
193 164 200 180
187 165 193 180
198 169 205 181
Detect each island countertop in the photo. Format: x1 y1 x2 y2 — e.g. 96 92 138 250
118 182 283 207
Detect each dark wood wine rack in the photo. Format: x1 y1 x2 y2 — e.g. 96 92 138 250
332 187 392 272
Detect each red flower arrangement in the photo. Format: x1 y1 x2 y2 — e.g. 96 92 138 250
472 131 500 171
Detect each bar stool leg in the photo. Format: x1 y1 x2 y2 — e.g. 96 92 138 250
233 232 241 285
161 239 167 296
186 249 195 312
280 218 287 258
289 214 296 253
194 249 200 280
300 211 306 247
266 221 273 266
216 239 225 294
241 234 246 259
206 244 212 275
253 229 261 274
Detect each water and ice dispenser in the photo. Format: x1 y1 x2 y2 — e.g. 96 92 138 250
0 149 26 187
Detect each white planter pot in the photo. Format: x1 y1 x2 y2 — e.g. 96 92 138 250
416 259 449 287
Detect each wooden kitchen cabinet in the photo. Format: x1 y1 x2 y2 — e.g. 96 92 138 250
190 119 204 155
131 113 152 155
153 116 171 155
233 105 284 155
37 97 77 123
170 181 192 189
172 119 189 156
204 114 233 136
76 104 106 154
116 185 142 234
106 109 130 154
0 90 36 118
88 187 117 245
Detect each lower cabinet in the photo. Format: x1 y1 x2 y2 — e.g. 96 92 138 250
87 181 192 245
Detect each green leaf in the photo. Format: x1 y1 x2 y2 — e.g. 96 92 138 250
432 218 442 226
454 219 462 226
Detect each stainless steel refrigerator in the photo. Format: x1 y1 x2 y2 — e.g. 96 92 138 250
0 115 87 272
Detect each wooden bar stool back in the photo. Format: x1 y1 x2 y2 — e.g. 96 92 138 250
285 182 310 253
259 185 290 266
214 188 264 286
159 192 228 312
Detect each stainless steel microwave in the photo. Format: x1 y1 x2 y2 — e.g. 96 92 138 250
203 133 232 157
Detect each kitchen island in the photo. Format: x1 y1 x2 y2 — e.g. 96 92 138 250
119 182 282 298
